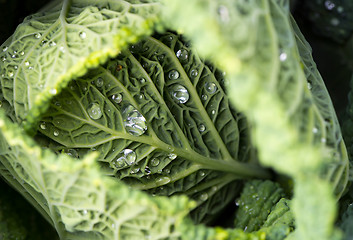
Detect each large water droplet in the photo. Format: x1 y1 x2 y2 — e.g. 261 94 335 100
116 149 136 166
170 84 189 104
150 158 160 167
79 31 87 39
199 193 208 201
190 69 198 78
205 82 217 94
53 129 60 137
130 165 140 174
95 77 104 87
156 176 171 185
122 104 147 136
2 46 8 52
111 93 123 104
168 153 177 160
176 49 188 61
168 70 179 80
87 103 103 120
40 122 47 130
198 124 206 132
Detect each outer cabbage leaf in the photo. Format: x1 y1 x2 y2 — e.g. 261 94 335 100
0 112 193 240
0 0 161 130
35 32 271 224
161 0 348 239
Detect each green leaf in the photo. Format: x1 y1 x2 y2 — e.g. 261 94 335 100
35 32 271 224
0 0 161 130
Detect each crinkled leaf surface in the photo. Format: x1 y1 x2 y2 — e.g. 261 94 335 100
36 32 271 224
0 0 161 128
0 112 193 240
161 0 348 239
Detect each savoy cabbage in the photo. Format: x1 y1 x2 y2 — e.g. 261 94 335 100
0 0 352 239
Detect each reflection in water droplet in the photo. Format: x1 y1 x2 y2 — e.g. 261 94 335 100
201 94 208 101
176 49 188 61
150 158 160 167
79 31 87 39
156 176 171 185
87 103 103 120
199 124 206 132
324 0 335 10
53 129 59 137
205 82 217 94
199 193 208 201
111 93 123 104
122 104 147 136
95 77 104 87
117 149 136 166
168 153 177 160
34 33 42 39
112 158 125 168
2 46 8 52
168 70 179 80
190 69 198 78
170 84 189 104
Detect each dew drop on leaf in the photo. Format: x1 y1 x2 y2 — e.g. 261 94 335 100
205 82 217 94
198 124 206 132
34 33 42 39
95 77 104 87
2 46 8 52
170 84 189 104
64 149 79 158
87 103 103 120
119 149 136 166
1 56 6 62
168 153 177 160
201 94 208 101
24 61 30 66
139 78 146 83
79 31 87 39
111 93 123 104
53 129 59 137
7 71 13 77
156 176 171 185
150 158 160 167
144 166 151 175
130 165 140 174
199 193 208 201
112 158 125 169
40 122 46 130
279 52 287 61
307 82 312 90
190 69 198 78
312 127 318 134
176 49 188 61
122 104 147 136
164 168 170 174
168 70 179 80
157 54 165 61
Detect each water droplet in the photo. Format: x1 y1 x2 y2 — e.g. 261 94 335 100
157 54 165 61
122 104 147 136
211 110 216 115
53 129 60 137
14 65 18 70
337 6 344 13
205 82 217 94
279 52 287 61
117 149 136 166
168 70 179 80
39 122 46 130
312 127 318 134
321 138 327 143
218 5 230 22
170 84 189 104
19 51 24 56
168 153 177 160
24 61 30 66
190 69 198 78
144 166 151 175
198 124 206 132
199 193 208 201
307 82 312 90
87 103 103 120
7 71 14 77
40 40 48 46
1 56 6 62
150 158 160 167
79 31 87 39
324 0 335 10
139 78 146 83
164 168 171 174
2 46 8 52
49 41 56 47
198 171 206 177
59 46 65 53
95 77 104 87
156 176 171 185
49 88 57 95
34 33 42 39
176 49 188 61
111 93 123 104
112 157 125 168
28 66 33 70
82 209 88 215
201 94 208 101
130 165 140 174
331 18 340 26
64 149 79 158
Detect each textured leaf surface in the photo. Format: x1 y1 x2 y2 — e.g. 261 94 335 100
161 0 349 239
0 0 161 129
36 32 271 224
0 112 192 240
